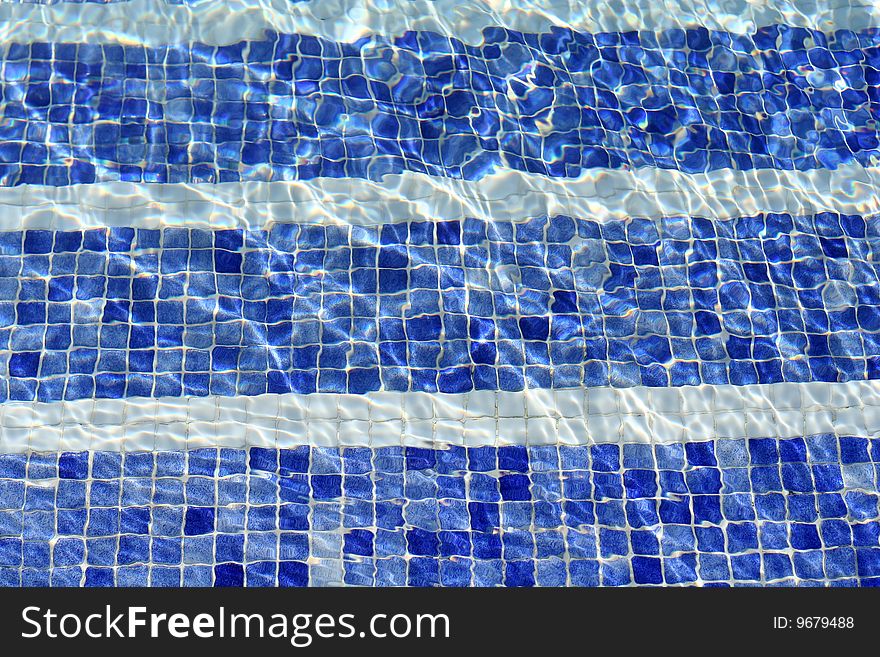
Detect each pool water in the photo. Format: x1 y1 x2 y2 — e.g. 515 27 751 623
0 0 878 586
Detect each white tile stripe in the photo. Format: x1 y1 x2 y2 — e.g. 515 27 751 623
3 164 880 229
0 380 877 452
0 0 875 46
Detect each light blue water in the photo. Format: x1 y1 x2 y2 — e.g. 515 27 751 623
0 0 877 586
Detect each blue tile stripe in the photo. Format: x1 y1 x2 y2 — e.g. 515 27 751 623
1 212 879 402
0 437 878 587
0 25 879 185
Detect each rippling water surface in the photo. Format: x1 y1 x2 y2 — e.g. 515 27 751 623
0 1 878 587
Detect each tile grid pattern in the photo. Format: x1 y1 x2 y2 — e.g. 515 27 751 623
2 8 880 589
0 213 878 403
0 26 878 186
0 437 878 586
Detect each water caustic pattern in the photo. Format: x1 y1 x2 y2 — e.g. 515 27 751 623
0 438 878 587
4 0 195 4
1 0 880 587
1 25 880 185
2 212 880 403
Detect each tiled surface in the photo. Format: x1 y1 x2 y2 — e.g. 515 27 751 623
2 3 880 588
0 26 879 185
0 438 878 586
0 212 879 402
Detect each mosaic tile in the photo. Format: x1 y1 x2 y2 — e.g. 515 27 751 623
0 26 879 185
2 0 879 592
0 438 877 586
0 213 877 402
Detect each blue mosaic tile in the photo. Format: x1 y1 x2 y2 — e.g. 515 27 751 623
0 213 878 401
0 26 879 185
0 436 877 587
